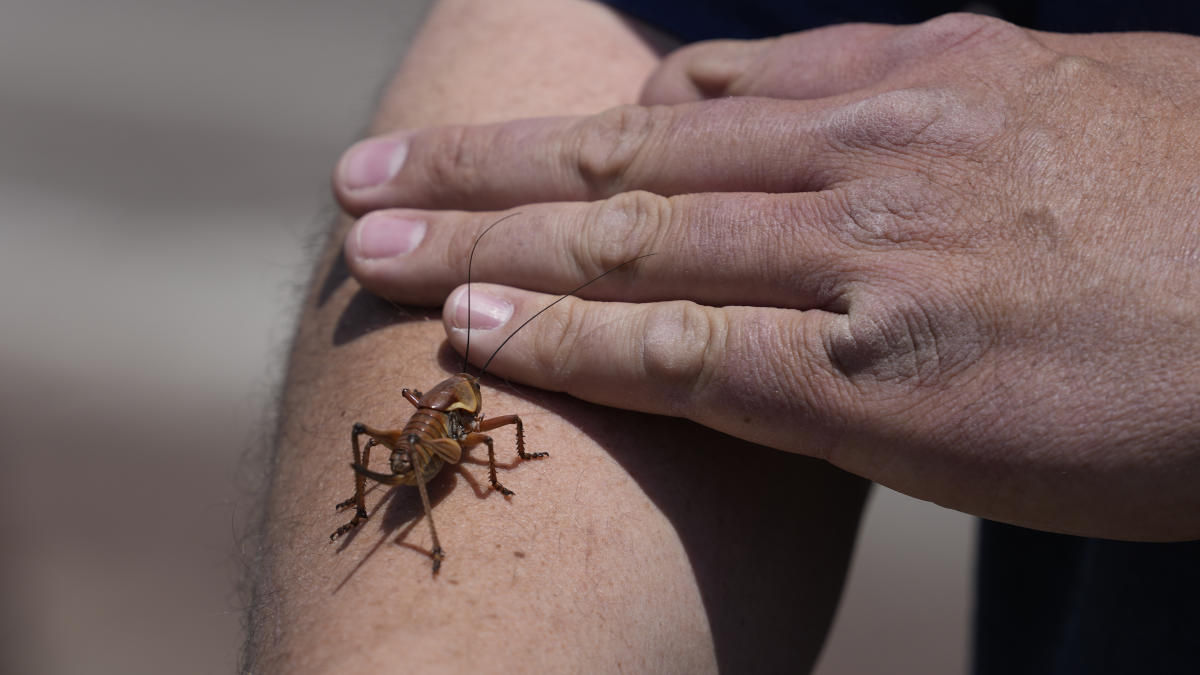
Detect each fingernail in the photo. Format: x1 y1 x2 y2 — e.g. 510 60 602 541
449 285 512 331
354 213 426 259
340 137 408 190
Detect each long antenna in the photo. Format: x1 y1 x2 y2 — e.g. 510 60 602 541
463 212 521 373
480 254 654 376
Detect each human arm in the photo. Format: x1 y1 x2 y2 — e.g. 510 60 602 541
246 1 868 673
332 12 1200 541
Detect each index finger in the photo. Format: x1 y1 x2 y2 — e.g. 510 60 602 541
333 95 871 215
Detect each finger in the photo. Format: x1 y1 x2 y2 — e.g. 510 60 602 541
344 190 865 310
334 95 870 215
642 14 1004 103
642 25 894 104
442 283 862 457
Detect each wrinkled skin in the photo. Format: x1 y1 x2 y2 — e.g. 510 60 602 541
333 14 1200 540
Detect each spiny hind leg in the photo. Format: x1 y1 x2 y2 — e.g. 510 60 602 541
477 414 548 460
405 446 445 573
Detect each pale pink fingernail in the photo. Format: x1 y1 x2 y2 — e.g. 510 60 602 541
339 137 408 190
354 213 426 259
448 285 512 331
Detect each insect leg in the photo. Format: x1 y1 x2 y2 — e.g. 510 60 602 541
330 423 398 541
330 423 374 540
335 437 375 512
406 444 445 574
401 388 422 407
462 432 515 496
477 414 548 460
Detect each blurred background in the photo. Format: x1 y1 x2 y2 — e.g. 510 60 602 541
0 1 972 672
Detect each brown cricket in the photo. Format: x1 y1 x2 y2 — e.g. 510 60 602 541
330 215 650 573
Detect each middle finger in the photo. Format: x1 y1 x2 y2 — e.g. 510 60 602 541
344 188 877 311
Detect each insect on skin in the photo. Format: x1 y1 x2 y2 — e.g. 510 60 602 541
330 214 651 574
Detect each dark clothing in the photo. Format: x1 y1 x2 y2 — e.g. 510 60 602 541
602 0 1200 40
977 522 1200 674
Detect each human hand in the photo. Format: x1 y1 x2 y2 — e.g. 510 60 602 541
331 13 1200 540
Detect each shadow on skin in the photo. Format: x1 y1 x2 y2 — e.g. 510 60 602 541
432 342 872 671
316 240 352 309
329 280 870 670
584 414 868 673
327 345 533 589
329 423 538 590
319 237 435 345
332 289 436 346
332 469 455 591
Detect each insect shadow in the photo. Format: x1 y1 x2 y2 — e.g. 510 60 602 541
330 438 528 592
330 465 454 593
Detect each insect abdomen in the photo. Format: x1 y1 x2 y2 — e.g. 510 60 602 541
404 409 451 440
389 409 452 485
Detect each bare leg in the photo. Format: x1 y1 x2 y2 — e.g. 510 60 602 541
244 2 868 673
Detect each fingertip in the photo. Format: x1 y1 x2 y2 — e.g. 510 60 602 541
333 133 411 212
442 285 471 353
639 58 704 104
444 283 516 334
683 39 770 97
641 39 769 103
343 211 440 303
443 283 523 368
346 211 427 262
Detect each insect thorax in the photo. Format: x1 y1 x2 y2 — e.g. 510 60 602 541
446 410 470 440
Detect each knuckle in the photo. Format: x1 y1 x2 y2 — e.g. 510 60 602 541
830 88 1003 156
898 12 1022 57
830 90 942 151
833 178 975 251
1048 54 1102 82
529 296 589 381
577 190 666 276
638 301 724 411
1040 53 1116 98
890 14 1053 88
424 125 481 194
570 104 660 198
830 282 988 390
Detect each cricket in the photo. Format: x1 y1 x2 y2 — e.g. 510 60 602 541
330 214 650 573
